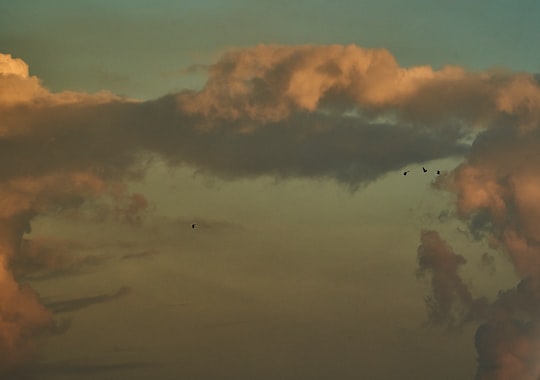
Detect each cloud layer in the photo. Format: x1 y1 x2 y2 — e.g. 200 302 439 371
2 44 540 375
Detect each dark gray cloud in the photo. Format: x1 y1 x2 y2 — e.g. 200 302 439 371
0 95 470 192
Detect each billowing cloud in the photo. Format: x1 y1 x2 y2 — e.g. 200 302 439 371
1 44 540 374
417 230 540 378
435 126 540 277
0 53 46 105
177 45 540 132
421 124 540 375
0 52 118 108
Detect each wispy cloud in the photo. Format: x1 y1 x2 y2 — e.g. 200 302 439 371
10 359 165 379
43 286 132 314
120 249 159 260
12 237 109 281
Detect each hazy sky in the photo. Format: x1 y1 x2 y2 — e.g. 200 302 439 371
1 1 540 379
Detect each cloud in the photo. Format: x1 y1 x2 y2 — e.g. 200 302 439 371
0 89 469 190
0 54 30 77
177 45 540 132
433 126 540 280
43 286 132 314
36 360 162 375
0 53 118 108
416 230 488 328
0 262 52 374
0 53 46 105
6 360 163 379
121 249 159 260
0 215 54 374
416 229 540 377
1 45 540 374
3 46 540 191
176 45 450 121
11 237 110 281
423 123 540 376
475 320 540 380
480 252 496 275
173 63 210 76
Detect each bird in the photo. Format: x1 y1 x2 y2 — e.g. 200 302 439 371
436 170 440 175
403 171 410 176
191 224 196 229
422 167 427 173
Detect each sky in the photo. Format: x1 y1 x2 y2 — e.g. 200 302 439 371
1 1 540 379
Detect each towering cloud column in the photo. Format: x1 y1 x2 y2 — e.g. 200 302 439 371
0 214 52 373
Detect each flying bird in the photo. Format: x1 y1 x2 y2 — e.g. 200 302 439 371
436 170 440 175
403 171 410 176
422 167 427 173
192 224 196 229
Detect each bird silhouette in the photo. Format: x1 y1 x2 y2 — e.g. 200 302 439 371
192 224 196 229
403 170 410 176
436 170 440 175
422 167 427 173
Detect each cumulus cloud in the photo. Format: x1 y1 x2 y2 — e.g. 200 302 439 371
435 126 540 276
417 230 540 378
432 126 540 283
1 44 540 374
0 53 118 109
0 53 46 105
419 122 540 377
177 45 540 132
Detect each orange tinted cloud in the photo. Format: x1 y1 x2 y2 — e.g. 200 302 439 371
0 53 120 109
177 45 449 122
430 114 540 377
437 127 540 278
0 216 53 374
177 45 540 134
0 53 45 105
